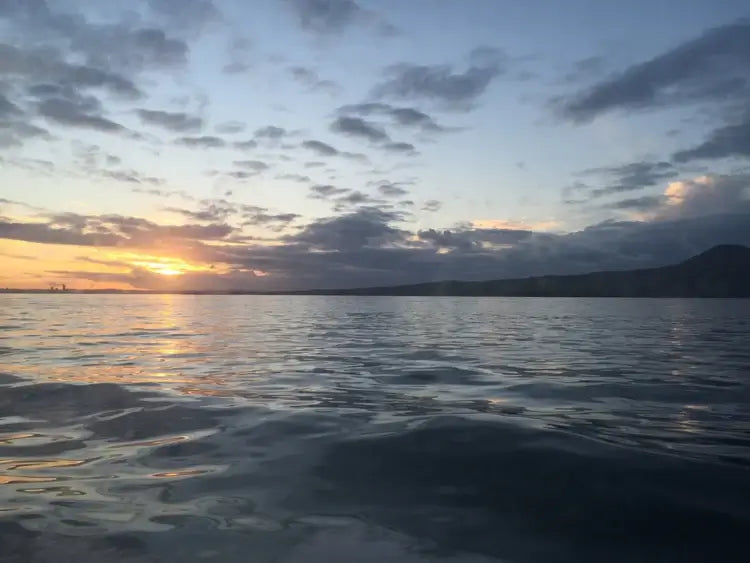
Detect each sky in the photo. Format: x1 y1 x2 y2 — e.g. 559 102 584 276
1 0 750 290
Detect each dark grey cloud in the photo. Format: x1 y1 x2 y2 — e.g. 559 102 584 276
102 170 163 185
234 139 258 150
33 212 233 245
563 56 607 83
331 116 388 142
331 190 387 212
164 204 230 222
234 160 270 172
673 113 750 162
309 184 349 198
148 0 221 35
38 98 125 133
136 108 203 132
377 183 409 197
338 102 447 133
607 195 666 211
0 220 123 247
573 161 678 199
254 125 286 139
0 118 49 147
342 151 369 163
0 3 190 75
132 187 194 200
287 0 362 33
659 173 750 219
0 93 22 117
561 21 750 121
372 47 504 110
284 206 407 251
302 139 339 156
286 0 392 36
305 161 326 168
418 227 532 251
176 135 225 148
277 173 311 183
242 206 300 228
215 121 246 134
289 66 339 94
422 200 442 212
383 141 417 154
162 199 299 232
0 43 142 99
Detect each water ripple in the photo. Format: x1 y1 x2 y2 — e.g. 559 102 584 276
0 295 749 562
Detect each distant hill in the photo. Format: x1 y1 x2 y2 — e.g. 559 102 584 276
3 245 749 297
308 245 750 297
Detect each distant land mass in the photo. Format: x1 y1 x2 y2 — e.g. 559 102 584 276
2 245 749 297
315 244 750 298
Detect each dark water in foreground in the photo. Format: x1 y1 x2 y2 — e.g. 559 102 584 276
0 295 749 562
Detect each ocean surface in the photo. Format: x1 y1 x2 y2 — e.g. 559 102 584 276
0 295 749 562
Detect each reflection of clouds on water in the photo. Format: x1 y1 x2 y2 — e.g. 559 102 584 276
0 296 749 560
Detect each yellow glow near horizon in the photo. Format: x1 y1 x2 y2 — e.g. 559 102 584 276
107 252 219 277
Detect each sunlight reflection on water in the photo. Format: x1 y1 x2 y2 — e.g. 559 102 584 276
0 295 749 562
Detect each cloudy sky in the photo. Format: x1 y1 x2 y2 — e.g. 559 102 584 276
1 0 749 290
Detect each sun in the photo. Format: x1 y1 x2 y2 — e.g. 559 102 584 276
101 252 218 277
133 260 189 276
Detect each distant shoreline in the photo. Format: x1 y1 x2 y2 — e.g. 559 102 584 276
4 244 749 298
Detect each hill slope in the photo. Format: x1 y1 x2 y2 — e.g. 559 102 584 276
310 245 750 297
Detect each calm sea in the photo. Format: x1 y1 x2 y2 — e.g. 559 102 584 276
1 295 749 562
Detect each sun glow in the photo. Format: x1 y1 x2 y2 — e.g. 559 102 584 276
105 252 218 277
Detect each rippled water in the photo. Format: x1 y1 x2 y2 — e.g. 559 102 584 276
1 295 749 562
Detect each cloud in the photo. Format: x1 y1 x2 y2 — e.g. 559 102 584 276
286 0 392 36
284 206 407 251
383 141 417 154
277 173 311 183
0 93 22 118
234 160 270 172
0 119 49 148
561 21 750 121
302 139 339 156
309 184 349 199
572 161 678 199
215 121 246 134
38 98 125 133
422 200 442 212
0 251 36 261
176 135 226 148
148 0 221 35
0 43 143 99
289 66 339 94
242 207 300 228
331 116 389 142
331 190 387 211
233 139 258 150
6 189 750 291
340 102 447 132
377 183 409 197
606 195 667 211
136 109 203 132
102 170 163 185
673 113 750 162
372 47 504 110
254 125 287 139
659 174 750 219
0 220 124 247
418 227 532 250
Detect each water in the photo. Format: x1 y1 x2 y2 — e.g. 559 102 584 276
0 295 749 562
